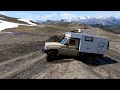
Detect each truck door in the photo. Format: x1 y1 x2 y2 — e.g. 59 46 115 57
60 38 79 56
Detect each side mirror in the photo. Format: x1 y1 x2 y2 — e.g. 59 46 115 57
65 42 69 47
64 40 69 47
64 43 68 46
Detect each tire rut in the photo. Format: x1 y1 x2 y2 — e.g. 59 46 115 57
0 52 40 75
0 51 46 79
12 58 51 79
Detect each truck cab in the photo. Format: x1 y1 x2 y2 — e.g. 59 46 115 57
43 37 80 62
59 37 80 56
43 31 109 62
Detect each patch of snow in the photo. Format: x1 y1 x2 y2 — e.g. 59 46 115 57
18 19 37 26
0 20 19 31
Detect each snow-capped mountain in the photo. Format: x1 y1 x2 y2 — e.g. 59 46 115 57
35 16 120 26
60 17 120 26
77 17 120 26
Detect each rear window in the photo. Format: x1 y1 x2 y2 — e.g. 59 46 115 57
85 36 93 42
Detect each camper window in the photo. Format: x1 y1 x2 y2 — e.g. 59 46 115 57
85 36 93 42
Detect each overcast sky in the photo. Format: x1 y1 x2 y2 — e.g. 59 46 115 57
0 11 120 21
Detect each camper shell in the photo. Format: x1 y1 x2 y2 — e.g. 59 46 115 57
65 32 109 55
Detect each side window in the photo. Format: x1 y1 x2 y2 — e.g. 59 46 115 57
69 39 79 50
85 36 93 42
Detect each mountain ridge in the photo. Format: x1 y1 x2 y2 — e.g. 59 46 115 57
35 16 120 26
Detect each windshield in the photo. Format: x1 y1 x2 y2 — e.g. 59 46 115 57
60 38 67 44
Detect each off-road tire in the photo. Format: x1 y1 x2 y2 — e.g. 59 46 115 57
46 51 57 62
85 57 94 65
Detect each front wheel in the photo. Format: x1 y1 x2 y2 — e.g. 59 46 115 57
46 51 57 62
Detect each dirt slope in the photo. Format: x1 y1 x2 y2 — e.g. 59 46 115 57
0 23 120 79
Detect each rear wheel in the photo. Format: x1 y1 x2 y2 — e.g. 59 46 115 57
46 51 57 62
85 57 94 65
99 54 103 57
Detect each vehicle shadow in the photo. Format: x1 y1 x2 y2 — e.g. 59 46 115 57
52 55 118 66
93 56 118 66
77 56 118 66
52 56 119 66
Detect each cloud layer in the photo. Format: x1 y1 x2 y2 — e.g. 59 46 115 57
1 11 120 21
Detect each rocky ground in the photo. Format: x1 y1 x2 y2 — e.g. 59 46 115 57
0 25 120 79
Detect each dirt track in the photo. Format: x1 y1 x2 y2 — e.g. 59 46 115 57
0 48 119 79
0 28 120 79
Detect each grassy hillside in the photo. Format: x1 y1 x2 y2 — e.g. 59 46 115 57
3 24 87 35
97 28 120 42
90 24 120 34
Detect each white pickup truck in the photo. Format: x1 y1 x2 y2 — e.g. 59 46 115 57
42 31 109 63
